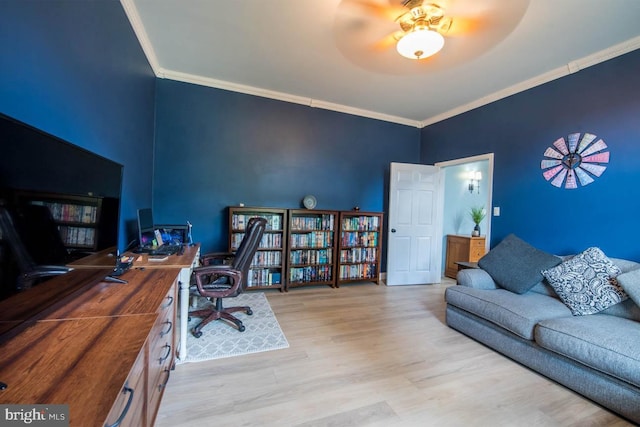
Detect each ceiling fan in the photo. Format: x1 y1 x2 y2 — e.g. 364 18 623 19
333 0 530 74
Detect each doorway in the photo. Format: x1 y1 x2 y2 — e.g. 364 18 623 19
435 153 494 272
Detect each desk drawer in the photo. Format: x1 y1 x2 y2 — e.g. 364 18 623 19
147 280 176 425
105 346 147 427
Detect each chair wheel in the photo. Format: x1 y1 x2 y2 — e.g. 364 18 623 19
246 308 253 315
238 324 246 332
192 329 202 338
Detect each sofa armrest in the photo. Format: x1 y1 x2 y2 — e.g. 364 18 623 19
456 268 499 290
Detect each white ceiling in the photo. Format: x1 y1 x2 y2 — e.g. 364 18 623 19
123 0 640 127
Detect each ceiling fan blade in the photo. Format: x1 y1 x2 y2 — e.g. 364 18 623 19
373 31 402 51
446 16 482 37
339 0 406 22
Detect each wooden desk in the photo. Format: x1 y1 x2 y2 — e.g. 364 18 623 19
68 244 201 360
0 268 179 426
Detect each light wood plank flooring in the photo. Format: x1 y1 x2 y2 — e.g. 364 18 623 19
156 281 632 427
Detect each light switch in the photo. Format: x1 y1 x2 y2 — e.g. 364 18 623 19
493 207 501 216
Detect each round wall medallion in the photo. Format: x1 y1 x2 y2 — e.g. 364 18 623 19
541 132 610 189
302 195 317 209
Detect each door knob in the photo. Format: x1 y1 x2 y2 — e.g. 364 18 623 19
391 228 396 233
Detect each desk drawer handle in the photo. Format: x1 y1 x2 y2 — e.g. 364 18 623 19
158 344 171 364
161 295 174 309
160 320 173 337
105 385 134 427
158 368 171 392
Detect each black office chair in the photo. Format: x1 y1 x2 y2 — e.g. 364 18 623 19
0 206 72 290
189 217 266 336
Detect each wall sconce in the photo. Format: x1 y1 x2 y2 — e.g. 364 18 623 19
468 171 482 194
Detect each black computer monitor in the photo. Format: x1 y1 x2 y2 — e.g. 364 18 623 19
136 208 155 247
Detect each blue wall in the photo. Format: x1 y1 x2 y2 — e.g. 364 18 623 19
153 79 420 255
0 1 156 249
421 49 640 260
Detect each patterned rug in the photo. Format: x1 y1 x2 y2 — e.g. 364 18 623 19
178 292 289 364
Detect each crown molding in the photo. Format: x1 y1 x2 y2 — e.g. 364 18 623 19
160 69 421 127
121 1 638 130
419 36 640 128
120 0 161 75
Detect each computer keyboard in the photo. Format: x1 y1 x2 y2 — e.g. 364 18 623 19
138 244 182 256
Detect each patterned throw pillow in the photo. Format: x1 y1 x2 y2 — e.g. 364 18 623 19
541 247 628 316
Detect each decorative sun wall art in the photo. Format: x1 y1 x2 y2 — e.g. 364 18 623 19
540 132 610 189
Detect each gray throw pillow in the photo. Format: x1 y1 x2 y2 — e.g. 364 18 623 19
617 268 640 308
478 234 561 294
541 247 628 316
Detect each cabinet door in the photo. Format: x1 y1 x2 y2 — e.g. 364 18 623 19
445 236 468 278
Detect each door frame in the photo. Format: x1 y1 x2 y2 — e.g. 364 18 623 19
435 152 494 254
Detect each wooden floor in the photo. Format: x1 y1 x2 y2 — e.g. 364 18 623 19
156 280 632 427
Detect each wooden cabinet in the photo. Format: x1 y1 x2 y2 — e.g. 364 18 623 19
286 209 338 289
228 207 287 291
0 268 180 427
337 211 383 286
13 190 118 252
445 234 486 279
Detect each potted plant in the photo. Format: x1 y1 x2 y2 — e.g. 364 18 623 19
470 206 486 237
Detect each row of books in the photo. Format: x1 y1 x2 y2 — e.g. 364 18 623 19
247 269 281 287
231 214 282 231
289 214 334 231
341 215 380 231
290 231 334 249
339 247 378 263
289 265 333 283
250 250 282 268
340 231 379 248
339 263 377 280
33 201 98 224
289 248 333 266
231 233 283 250
58 225 96 247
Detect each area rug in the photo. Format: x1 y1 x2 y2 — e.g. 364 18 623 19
178 292 289 364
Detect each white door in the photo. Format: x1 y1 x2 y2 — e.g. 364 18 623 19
386 162 443 285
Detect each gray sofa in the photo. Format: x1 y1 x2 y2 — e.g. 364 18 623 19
445 253 640 424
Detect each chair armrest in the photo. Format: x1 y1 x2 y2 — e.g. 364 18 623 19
192 265 243 298
200 252 235 266
456 268 499 290
19 266 72 290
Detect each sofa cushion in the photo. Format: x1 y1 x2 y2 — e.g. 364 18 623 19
478 234 561 294
542 247 627 316
445 286 571 340
536 315 640 388
617 268 640 308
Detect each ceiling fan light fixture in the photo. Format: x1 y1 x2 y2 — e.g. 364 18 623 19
396 28 445 60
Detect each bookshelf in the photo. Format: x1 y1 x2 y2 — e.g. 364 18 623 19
228 207 287 291
14 190 118 253
286 209 338 290
337 211 383 286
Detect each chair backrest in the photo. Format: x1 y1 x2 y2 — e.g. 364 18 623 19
232 217 267 290
0 206 38 276
11 204 70 265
